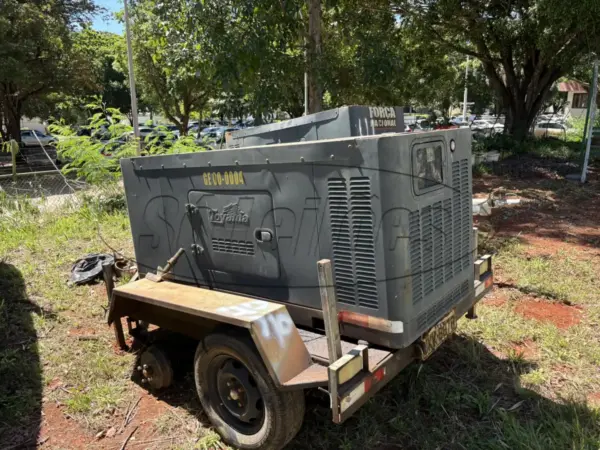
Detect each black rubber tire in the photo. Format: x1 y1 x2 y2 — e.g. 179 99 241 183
194 331 305 450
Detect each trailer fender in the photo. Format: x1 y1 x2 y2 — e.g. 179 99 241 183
108 279 312 386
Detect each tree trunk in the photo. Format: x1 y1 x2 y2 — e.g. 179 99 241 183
306 0 322 114
180 114 189 136
3 98 22 143
505 107 535 141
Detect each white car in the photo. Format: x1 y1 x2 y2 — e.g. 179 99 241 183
20 129 56 147
471 120 504 133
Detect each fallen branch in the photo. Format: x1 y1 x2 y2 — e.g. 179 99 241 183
119 425 139 450
76 335 100 341
121 396 142 432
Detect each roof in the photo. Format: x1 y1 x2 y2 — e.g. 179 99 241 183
558 80 588 93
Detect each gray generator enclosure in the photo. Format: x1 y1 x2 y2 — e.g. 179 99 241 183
228 106 404 148
122 129 474 348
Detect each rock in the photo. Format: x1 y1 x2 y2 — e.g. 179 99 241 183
105 427 116 438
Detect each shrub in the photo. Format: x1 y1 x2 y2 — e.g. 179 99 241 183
48 102 208 185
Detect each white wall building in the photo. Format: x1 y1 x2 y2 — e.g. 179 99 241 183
559 80 598 119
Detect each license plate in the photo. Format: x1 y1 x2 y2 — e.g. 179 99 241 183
418 311 456 360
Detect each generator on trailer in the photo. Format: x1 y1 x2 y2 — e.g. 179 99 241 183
107 110 493 450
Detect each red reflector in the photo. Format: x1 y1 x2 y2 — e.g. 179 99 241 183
364 368 386 394
338 310 369 328
364 377 372 393
484 274 494 288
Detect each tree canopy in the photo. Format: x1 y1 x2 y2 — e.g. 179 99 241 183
5 0 600 141
394 0 600 137
0 0 96 140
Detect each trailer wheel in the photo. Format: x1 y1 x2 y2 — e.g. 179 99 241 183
194 331 305 450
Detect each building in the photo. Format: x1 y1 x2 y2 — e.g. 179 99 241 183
558 80 599 118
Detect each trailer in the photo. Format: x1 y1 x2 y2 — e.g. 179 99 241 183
107 126 494 449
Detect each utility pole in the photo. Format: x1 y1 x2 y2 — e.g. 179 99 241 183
462 55 470 122
306 0 322 114
123 0 141 155
304 46 309 116
581 59 599 184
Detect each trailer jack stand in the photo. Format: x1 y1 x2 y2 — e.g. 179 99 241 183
466 305 478 319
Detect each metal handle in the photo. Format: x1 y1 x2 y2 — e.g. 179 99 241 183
254 228 273 243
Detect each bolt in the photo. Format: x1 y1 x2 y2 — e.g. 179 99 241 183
183 163 187 168
330 154 335 160
139 166 143 170
161 164 165 169
265 158 269 163
300 156 305 162
235 160 239 165
208 161 212 166
136 366 142 371
141 378 147 384
147 377 153 382
143 364 149 370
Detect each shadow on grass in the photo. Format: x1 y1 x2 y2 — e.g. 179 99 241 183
126 330 600 450
288 334 600 450
0 263 44 448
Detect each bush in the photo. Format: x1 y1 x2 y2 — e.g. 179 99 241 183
80 188 127 214
48 102 208 185
473 133 581 160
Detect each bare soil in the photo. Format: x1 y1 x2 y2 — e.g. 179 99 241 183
514 297 583 329
510 339 539 359
39 390 171 449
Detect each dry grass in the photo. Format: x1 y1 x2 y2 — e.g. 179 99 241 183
1 172 600 449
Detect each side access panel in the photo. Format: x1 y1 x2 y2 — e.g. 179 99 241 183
188 190 279 279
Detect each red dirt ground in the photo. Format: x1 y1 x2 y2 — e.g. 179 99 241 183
473 175 600 258
514 297 583 329
67 326 97 337
480 287 508 307
510 339 538 359
38 390 170 449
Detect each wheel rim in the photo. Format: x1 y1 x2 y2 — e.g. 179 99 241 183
208 355 264 435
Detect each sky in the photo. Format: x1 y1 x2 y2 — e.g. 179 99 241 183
92 0 123 34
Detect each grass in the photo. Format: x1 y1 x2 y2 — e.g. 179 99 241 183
473 134 583 160
1 173 600 449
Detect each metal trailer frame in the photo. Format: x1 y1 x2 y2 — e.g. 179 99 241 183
107 227 493 432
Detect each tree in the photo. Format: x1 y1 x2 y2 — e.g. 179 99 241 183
129 0 215 135
25 29 132 126
198 0 306 122
0 0 96 141
394 0 600 139
320 0 405 107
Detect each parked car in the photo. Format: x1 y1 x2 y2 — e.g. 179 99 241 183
470 120 504 133
534 122 567 139
450 117 471 127
20 129 56 147
198 126 219 138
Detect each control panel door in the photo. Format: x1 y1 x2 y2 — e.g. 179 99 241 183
188 190 280 279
